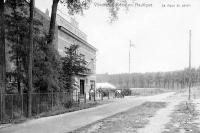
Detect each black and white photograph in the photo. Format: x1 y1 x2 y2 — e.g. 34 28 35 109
0 0 200 133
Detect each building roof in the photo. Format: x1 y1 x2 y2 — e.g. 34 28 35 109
58 26 97 51
35 8 97 52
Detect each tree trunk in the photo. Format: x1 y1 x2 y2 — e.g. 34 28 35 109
16 51 21 94
48 0 59 46
27 0 34 118
0 0 6 122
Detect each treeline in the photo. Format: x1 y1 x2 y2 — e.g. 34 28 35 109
97 68 200 89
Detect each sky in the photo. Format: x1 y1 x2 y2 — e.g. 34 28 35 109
35 0 200 74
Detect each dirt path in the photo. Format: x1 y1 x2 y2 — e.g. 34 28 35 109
0 92 174 133
138 94 185 133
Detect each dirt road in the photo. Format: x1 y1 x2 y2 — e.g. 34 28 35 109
0 92 174 133
138 94 184 133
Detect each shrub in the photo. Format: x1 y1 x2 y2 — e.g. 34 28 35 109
64 100 74 108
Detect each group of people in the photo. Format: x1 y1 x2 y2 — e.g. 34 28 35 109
88 89 125 100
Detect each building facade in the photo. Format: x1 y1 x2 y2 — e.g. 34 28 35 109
6 4 97 97
56 14 97 98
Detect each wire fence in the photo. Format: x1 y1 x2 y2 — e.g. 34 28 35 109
0 91 115 124
0 92 86 123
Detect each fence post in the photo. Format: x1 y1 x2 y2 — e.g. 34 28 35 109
108 92 110 99
94 91 96 101
12 95 14 119
0 93 4 123
75 90 77 102
21 93 23 117
51 91 53 111
0 93 2 122
84 94 86 103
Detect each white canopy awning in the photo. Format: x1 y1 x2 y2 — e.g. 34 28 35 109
96 82 116 91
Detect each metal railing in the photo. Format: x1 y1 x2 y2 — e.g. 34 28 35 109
0 92 80 123
0 91 116 123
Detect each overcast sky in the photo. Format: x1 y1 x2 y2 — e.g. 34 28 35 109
36 0 200 74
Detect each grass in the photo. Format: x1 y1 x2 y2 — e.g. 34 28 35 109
162 101 200 133
131 88 167 96
73 101 167 133
2 101 102 125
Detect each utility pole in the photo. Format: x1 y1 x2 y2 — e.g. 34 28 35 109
28 0 34 117
129 40 131 74
129 40 134 89
129 41 135 73
188 30 192 100
0 0 6 122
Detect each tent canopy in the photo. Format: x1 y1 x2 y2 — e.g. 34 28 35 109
96 82 116 91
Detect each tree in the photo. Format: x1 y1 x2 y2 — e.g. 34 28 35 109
5 0 61 94
27 0 34 117
0 0 6 121
96 67 200 90
48 0 121 46
33 36 63 93
48 0 59 46
62 44 89 93
5 0 29 94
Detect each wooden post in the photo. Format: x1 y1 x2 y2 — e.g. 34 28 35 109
27 0 34 118
0 0 6 123
51 90 53 111
12 95 14 119
188 30 192 100
21 93 23 116
84 93 86 103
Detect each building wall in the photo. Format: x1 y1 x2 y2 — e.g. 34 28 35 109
57 29 96 73
35 9 97 96
6 4 96 96
56 15 97 97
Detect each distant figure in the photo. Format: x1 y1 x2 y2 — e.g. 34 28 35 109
89 89 95 100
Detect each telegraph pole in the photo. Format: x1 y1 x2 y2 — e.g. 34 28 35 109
129 41 135 73
129 40 134 89
129 40 131 74
188 30 192 100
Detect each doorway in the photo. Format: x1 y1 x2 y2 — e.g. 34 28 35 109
80 80 85 95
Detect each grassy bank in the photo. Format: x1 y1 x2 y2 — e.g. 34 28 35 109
162 101 200 133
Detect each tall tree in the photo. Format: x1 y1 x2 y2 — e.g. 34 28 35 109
62 44 89 93
27 0 34 117
48 0 59 46
5 0 28 94
48 0 120 46
0 0 6 121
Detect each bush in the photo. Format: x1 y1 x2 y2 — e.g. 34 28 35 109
64 100 74 108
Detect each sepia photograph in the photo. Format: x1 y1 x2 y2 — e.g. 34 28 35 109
0 0 200 132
